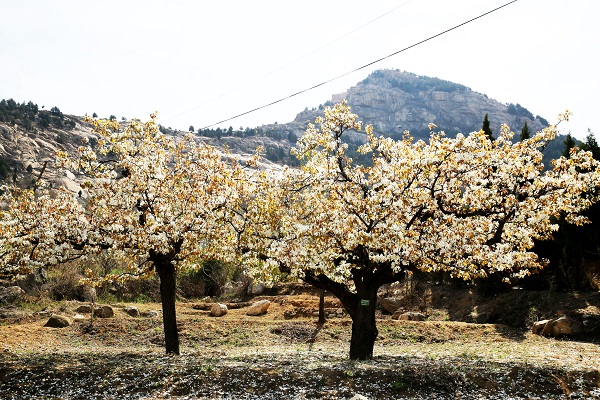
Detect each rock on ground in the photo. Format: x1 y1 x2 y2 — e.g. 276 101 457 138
76 304 92 314
211 303 228 317
392 311 426 321
93 305 114 318
380 297 402 314
44 314 71 328
246 300 270 316
124 306 140 317
72 314 86 322
533 316 584 338
141 310 159 318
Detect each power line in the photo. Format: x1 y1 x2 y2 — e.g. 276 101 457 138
163 0 414 125
201 0 517 130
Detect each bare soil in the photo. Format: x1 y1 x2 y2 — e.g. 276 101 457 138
1 288 600 399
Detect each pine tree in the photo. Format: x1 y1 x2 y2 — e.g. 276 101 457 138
482 114 494 141
562 134 577 157
520 122 530 141
581 129 600 160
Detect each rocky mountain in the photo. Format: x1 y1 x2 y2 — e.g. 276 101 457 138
292 69 548 140
0 110 93 192
0 69 568 185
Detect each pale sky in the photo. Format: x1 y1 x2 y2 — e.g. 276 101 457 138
1 1 598 139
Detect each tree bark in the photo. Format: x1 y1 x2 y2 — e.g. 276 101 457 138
318 289 326 324
302 263 405 360
348 284 379 360
156 261 180 355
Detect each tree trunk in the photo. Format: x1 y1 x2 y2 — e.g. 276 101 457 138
348 286 379 360
302 262 405 360
156 261 180 355
318 289 326 324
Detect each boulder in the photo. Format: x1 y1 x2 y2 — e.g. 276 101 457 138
44 314 71 328
124 306 140 317
210 303 228 317
0 286 25 304
532 319 551 335
76 304 93 314
75 285 97 303
246 300 270 316
247 283 266 296
534 316 584 338
221 281 247 299
393 311 426 321
93 305 114 318
552 316 583 338
380 297 403 314
141 310 159 318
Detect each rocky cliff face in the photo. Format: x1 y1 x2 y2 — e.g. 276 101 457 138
293 69 548 140
0 117 93 191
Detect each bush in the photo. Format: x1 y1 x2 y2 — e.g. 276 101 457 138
45 262 95 301
178 259 242 298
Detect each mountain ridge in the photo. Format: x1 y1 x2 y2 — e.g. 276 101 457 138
0 69 569 186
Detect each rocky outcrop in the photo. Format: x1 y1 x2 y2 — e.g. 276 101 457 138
289 69 552 152
317 70 547 139
247 283 266 296
221 281 248 300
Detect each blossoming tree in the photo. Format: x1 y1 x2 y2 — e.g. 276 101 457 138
0 115 248 354
242 102 600 360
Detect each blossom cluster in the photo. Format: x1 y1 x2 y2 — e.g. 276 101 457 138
242 102 600 283
2 102 599 289
1 114 250 283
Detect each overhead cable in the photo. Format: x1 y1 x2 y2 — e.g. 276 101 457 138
202 0 517 129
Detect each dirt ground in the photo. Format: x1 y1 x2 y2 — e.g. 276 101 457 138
1 288 600 399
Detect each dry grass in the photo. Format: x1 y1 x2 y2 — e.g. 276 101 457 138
1 294 600 399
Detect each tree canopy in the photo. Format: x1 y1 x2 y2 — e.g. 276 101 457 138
0 115 250 354
1 102 599 360
241 102 600 359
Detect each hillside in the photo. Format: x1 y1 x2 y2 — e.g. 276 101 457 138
202 69 565 166
0 101 94 192
0 70 571 183
289 69 547 138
